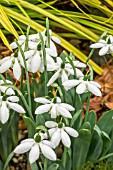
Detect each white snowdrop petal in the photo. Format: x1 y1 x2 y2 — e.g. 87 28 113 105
51 36 61 44
7 101 26 113
51 129 61 148
109 45 113 52
76 68 84 78
48 128 56 137
29 144 40 164
73 61 86 68
21 139 35 143
34 97 51 104
7 96 19 102
90 81 101 88
76 83 86 94
29 34 39 41
50 105 57 118
58 106 72 118
28 41 38 49
47 69 61 86
54 97 61 103
19 35 26 40
50 40 57 53
47 64 57 71
59 103 75 111
46 54 55 64
0 86 15 95
42 140 53 148
99 45 109 56
88 83 102 96
40 143 56 161
90 42 106 49
35 104 51 114
0 57 11 65
61 70 68 83
24 50 35 59
0 102 9 124
45 121 57 128
0 58 12 73
31 52 41 73
64 127 78 137
63 80 81 90
14 142 33 154
45 48 57 57
61 129 71 148
13 58 21 80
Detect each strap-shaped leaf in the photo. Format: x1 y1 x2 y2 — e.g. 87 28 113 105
97 110 113 135
72 129 92 169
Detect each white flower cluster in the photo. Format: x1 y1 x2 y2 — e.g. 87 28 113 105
11 29 102 164
90 35 113 56
0 29 60 80
0 80 25 124
14 96 78 163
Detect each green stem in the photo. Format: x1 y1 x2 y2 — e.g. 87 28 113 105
84 92 91 123
15 41 32 112
20 68 24 92
39 32 48 96
95 153 113 163
62 147 67 168
44 158 47 170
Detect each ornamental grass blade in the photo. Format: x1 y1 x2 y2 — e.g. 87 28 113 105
0 29 12 51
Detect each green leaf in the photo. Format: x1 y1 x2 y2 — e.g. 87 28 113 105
36 114 45 126
23 115 36 137
87 110 97 133
100 131 111 157
80 122 91 131
107 127 113 164
87 125 103 162
3 151 14 170
73 129 92 169
31 162 39 170
70 110 82 127
97 110 113 135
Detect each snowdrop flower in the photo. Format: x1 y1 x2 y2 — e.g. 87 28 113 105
47 57 85 86
63 77 101 96
18 45 56 73
45 121 78 148
14 133 56 164
0 95 25 124
34 96 75 118
90 35 113 56
0 80 15 95
0 53 22 80
10 35 38 50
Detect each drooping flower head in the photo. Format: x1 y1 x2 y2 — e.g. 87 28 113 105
14 132 56 164
45 121 78 148
0 95 25 124
63 76 101 96
34 96 75 119
90 35 113 56
47 57 86 86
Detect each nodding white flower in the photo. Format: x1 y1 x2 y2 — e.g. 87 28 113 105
0 80 15 95
63 77 101 96
18 47 56 73
90 35 113 56
0 95 25 124
47 57 85 86
14 133 56 164
0 53 22 80
10 35 38 50
45 121 78 148
34 96 75 119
